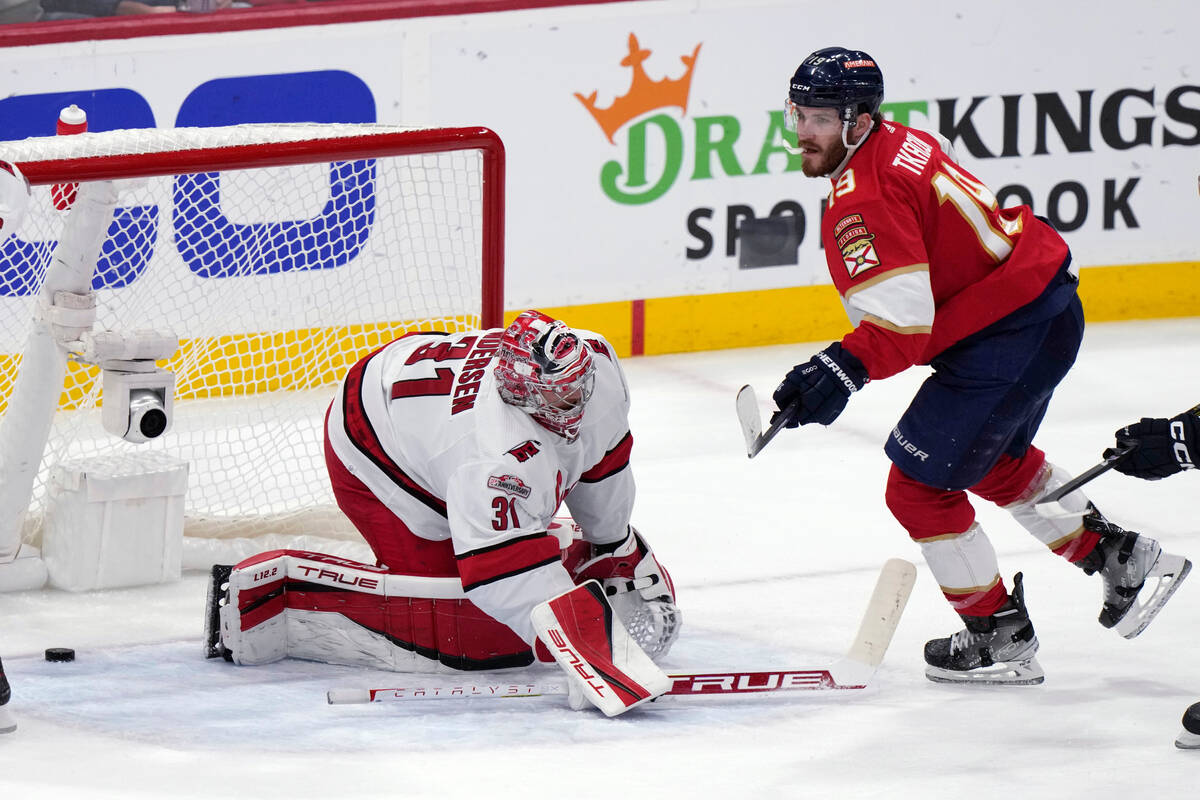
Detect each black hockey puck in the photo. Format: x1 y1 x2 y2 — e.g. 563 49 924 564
44 648 75 663
1184 701 1200 736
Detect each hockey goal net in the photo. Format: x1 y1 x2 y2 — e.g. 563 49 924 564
1 123 503 566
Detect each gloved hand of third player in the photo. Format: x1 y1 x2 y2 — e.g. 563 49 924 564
771 341 869 428
1105 406 1200 480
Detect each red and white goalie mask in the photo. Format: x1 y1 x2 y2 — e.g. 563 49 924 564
0 160 30 243
495 310 595 441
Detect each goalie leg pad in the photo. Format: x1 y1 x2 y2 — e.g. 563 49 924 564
531 580 672 717
215 550 535 671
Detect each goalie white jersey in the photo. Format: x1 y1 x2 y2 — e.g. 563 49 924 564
325 327 636 643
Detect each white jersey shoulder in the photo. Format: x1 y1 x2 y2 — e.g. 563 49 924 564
355 328 632 549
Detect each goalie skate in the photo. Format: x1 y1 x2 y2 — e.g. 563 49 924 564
203 564 233 661
924 573 1045 686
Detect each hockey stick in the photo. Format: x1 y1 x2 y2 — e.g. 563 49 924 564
736 384 798 458
1033 443 1137 519
326 557 917 705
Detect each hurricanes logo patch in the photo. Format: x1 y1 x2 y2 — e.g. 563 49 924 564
834 213 881 278
507 440 541 463
487 474 532 498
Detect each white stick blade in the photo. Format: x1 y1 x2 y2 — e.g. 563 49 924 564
844 558 917 669
327 689 372 705
735 385 763 456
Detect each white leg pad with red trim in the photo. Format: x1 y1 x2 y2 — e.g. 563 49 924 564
218 550 537 672
530 580 671 716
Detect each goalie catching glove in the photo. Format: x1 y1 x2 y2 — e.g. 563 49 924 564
771 341 868 428
567 526 680 659
1106 406 1200 480
531 580 672 716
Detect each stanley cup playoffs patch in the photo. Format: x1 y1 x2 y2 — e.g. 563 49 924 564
833 213 881 279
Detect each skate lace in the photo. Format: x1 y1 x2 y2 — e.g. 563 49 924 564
948 626 984 655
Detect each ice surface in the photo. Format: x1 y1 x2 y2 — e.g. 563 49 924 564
2 319 1199 797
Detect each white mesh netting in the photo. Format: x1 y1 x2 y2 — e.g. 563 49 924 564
0 124 496 562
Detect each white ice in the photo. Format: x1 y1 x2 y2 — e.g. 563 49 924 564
2 318 1199 798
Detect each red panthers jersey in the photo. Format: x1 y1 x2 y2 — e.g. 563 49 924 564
823 120 1070 379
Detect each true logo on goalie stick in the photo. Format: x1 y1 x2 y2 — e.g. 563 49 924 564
673 671 833 692
487 474 532 498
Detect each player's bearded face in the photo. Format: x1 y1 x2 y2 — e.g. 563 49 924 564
798 132 848 177
785 104 849 177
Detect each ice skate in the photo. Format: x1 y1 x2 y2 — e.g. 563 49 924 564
924 573 1044 686
0 655 14 734
1176 702 1200 750
1077 507 1191 640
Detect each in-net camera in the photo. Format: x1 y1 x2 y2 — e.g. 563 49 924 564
80 331 179 444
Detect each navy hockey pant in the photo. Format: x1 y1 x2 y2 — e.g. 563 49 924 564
885 293 1084 491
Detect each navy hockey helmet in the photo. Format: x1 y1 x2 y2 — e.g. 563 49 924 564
787 47 885 124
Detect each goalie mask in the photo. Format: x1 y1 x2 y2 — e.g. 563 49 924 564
495 310 595 441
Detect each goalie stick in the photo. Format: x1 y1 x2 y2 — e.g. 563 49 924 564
1033 443 1136 519
736 384 798 458
326 557 917 706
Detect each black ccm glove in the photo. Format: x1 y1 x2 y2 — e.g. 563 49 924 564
771 342 868 428
1106 407 1200 480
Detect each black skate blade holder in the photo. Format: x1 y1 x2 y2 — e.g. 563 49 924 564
1034 444 1137 519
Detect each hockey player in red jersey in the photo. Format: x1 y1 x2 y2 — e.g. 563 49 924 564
769 47 1190 684
210 311 678 716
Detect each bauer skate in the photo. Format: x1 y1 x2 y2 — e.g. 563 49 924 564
1177 702 1200 750
924 573 1044 686
1076 507 1191 640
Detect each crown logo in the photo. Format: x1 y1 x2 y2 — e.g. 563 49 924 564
575 33 702 144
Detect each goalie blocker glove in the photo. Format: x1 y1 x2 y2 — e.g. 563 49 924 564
1106 406 1200 480
771 341 868 428
530 580 672 716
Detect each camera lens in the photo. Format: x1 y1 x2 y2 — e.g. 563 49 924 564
139 408 168 438
128 388 168 440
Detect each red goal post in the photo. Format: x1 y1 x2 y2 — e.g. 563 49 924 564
0 123 504 568
13 125 505 327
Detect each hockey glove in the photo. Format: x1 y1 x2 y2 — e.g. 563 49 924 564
570 527 676 605
771 341 868 428
1106 408 1200 480
569 527 681 660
